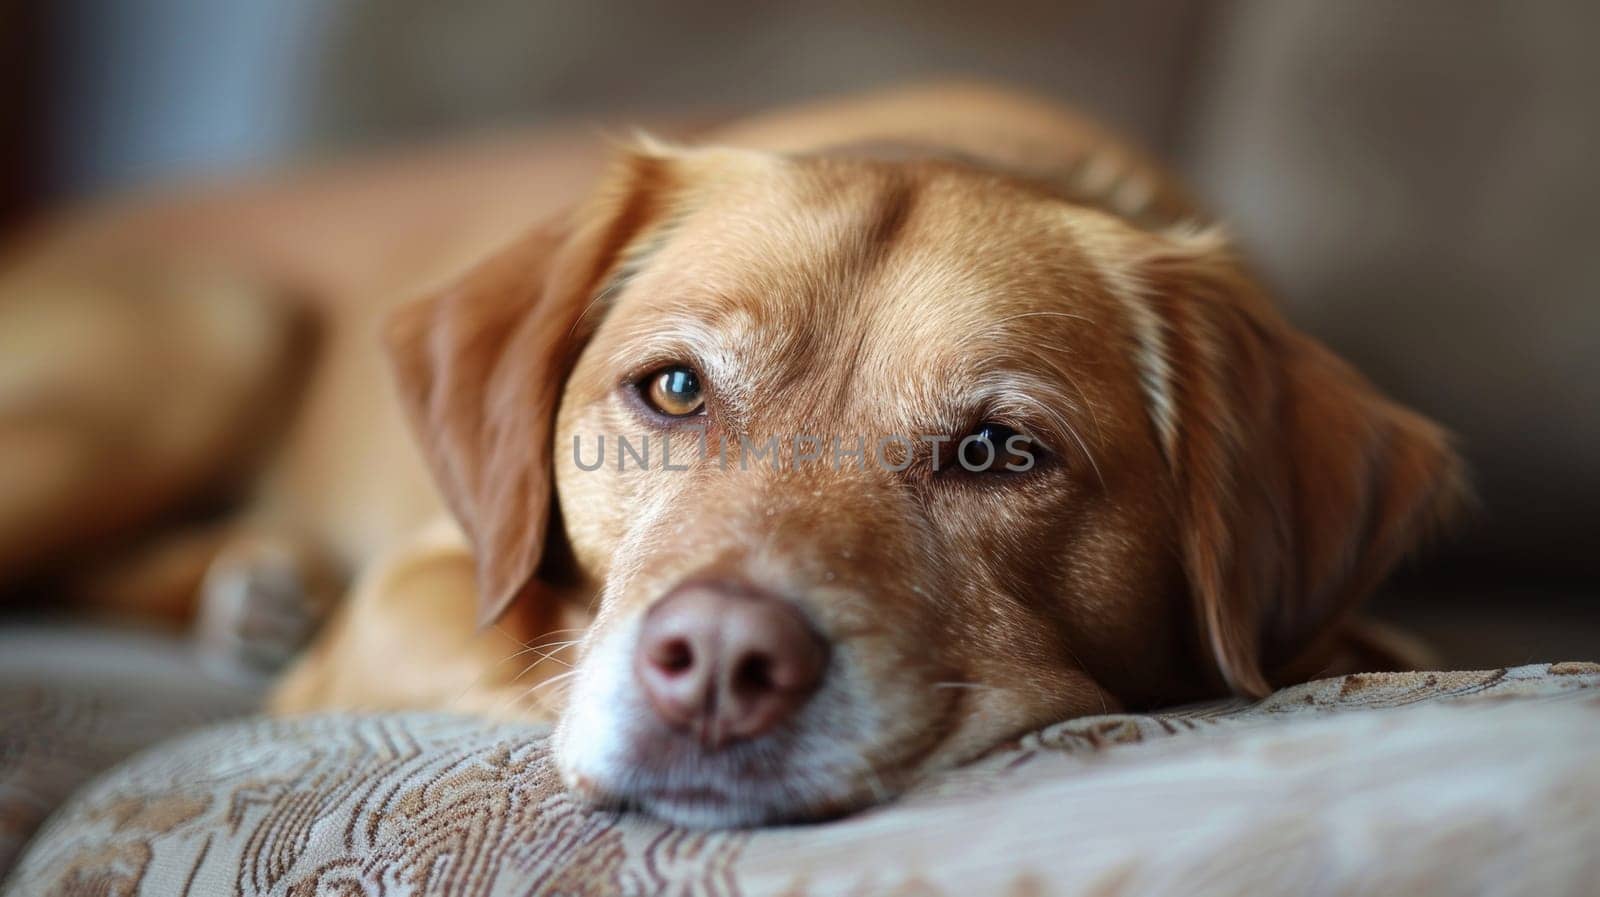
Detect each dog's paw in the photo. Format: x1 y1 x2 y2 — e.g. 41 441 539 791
195 537 338 679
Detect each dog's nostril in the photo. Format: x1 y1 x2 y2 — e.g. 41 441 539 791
732 653 774 695
652 637 695 674
636 581 828 745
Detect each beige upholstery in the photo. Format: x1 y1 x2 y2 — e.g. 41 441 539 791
5 662 1596 896
0 626 260 876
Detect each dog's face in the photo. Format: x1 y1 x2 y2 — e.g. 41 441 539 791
387 146 1463 827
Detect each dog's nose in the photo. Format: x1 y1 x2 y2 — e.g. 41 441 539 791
635 582 827 747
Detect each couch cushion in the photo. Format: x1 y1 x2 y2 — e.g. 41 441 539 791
0 625 260 879
4 662 1596 896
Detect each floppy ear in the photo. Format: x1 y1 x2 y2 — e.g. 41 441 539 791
384 150 683 624
1135 231 1467 697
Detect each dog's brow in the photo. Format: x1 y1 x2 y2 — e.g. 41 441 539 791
962 372 1104 482
609 313 749 390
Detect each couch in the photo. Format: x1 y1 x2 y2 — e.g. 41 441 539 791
3 627 1597 895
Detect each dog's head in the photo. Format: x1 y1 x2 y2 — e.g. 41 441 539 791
385 144 1464 826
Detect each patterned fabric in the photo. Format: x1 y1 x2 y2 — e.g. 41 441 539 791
3 662 1598 896
0 626 262 877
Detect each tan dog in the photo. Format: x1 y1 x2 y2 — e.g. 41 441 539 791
2 84 1464 827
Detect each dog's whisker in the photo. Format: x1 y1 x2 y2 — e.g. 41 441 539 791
481 640 582 683
521 638 584 655
449 637 583 711
505 668 582 709
517 669 580 706
526 668 579 691
496 638 582 665
505 643 578 687
489 669 580 718
449 644 556 708
479 628 587 671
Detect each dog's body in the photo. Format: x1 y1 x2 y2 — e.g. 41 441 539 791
0 84 1463 826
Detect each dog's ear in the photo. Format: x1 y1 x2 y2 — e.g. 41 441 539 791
384 149 684 624
1133 231 1467 697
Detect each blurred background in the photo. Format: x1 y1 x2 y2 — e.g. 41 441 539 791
2 0 1596 663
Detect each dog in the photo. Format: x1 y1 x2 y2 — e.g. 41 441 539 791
0 84 1464 827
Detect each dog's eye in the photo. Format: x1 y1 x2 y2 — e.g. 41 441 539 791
642 365 705 417
954 423 1036 473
